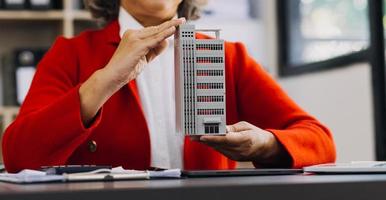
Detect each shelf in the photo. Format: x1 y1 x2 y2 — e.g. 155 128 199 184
0 0 97 161
0 10 92 21
0 106 19 134
0 106 19 116
73 11 92 21
0 10 64 20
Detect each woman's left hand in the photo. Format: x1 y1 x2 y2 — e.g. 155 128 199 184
199 121 288 165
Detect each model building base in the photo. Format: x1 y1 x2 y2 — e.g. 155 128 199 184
174 24 226 136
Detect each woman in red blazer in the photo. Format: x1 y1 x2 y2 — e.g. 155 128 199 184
2 0 336 173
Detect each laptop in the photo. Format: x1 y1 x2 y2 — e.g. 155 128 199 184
182 168 303 177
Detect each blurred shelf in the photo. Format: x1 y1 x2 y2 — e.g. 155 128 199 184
73 11 92 21
0 11 64 20
0 0 95 162
0 106 19 134
0 10 92 21
0 105 19 110
0 106 19 116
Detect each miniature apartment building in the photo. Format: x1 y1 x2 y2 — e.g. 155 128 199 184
174 24 226 136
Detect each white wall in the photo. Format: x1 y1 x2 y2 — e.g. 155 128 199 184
278 64 375 161
264 0 376 162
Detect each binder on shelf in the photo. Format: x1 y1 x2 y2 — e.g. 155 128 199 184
29 0 53 10
80 0 85 9
72 0 85 10
51 0 61 10
13 49 46 105
0 55 3 106
0 114 3 133
3 0 27 9
1 54 16 106
1 49 47 106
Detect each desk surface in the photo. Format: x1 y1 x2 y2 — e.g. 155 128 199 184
1 174 386 200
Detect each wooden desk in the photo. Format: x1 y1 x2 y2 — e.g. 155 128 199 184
1 174 386 200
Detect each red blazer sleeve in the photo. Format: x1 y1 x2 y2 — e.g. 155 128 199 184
228 42 336 168
2 37 102 173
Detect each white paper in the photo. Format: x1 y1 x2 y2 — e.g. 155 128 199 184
16 67 35 105
111 166 147 174
65 172 149 182
64 167 150 181
0 169 64 183
148 169 181 178
0 167 181 184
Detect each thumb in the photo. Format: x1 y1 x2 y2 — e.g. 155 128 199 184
227 121 254 133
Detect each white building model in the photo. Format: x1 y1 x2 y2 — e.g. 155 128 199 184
175 24 226 136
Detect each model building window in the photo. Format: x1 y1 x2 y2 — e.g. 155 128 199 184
196 70 223 76
204 123 220 134
197 109 224 115
278 0 370 76
196 44 223 51
197 83 224 89
197 96 224 102
196 57 224 63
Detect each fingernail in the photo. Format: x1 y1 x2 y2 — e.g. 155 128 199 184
200 137 207 142
178 17 186 23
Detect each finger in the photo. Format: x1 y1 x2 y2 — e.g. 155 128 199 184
146 40 168 62
189 135 201 141
226 121 255 133
144 26 176 50
200 135 227 144
153 40 168 55
138 18 185 39
200 132 246 147
205 141 244 153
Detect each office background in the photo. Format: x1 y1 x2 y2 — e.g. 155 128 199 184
0 0 384 166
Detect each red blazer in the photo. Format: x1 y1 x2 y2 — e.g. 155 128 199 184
2 21 336 173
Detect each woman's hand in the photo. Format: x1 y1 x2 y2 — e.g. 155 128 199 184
104 17 186 88
199 121 291 167
79 18 185 126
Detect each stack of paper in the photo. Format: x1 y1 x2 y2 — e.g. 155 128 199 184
0 167 182 184
0 169 64 183
64 167 150 182
149 169 181 178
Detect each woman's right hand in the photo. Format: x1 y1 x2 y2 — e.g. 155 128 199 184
104 17 186 89
79 18 185 126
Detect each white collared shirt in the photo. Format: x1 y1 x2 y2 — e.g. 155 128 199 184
118 7 184 169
